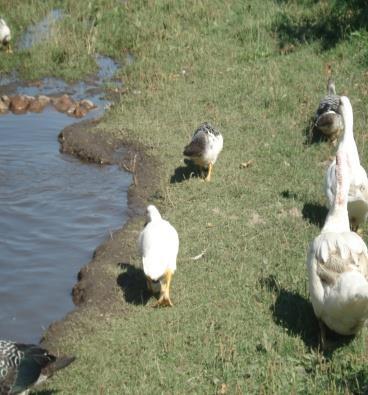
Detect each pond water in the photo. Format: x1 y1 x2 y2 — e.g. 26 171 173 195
0 8 132 344
0 107 131 344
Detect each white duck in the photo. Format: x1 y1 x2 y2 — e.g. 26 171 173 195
325 96 368 232
307 97 368 347
183 122 223 182
0 18 11 53
138 205 179 307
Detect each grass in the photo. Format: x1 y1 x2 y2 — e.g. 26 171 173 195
3 0 368 393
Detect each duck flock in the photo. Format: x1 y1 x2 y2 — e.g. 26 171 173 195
1 15 368 394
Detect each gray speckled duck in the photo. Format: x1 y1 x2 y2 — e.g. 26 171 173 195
183 122 223 182
315 72 343 144
0 340 74 394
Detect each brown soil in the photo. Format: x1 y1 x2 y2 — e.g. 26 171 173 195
41 119 161 349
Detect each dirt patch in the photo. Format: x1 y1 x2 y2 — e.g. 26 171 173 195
41 119 162 348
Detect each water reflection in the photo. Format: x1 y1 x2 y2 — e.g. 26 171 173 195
0 8 132 344
0 108 131 343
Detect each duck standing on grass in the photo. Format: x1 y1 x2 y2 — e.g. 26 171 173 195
0 340 75 394
307 96 368 349
139 205 179 307
314 69 342 144
0 18 12 53
325 96 368 232
183 122 223 182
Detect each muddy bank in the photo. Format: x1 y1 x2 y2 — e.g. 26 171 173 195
41 119 161 348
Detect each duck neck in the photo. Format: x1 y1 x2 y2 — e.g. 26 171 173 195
327 78 336 96
322 205 350 233
150 214 161 222
323 149 350 233
148 210 162 222
340 98 360 168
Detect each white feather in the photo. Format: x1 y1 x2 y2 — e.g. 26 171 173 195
138 205 179 281
308 230 368 335
308 96 368 335
325 96 368 228
200 133 223 166
0 18 11 44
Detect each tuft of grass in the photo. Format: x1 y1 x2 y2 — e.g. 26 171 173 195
0 0 139 81
4 0 368 393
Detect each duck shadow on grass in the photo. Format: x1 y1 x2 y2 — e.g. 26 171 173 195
275 2 368 51
170 159 202 184
116 262 151 306
274 0 368 53
280 190 299 200
302 202 328 229
303 121 327 146
335 368 368 394
261 275 354 355
32 391 59 395
280 190 328 229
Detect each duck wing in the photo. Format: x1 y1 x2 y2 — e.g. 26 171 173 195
183 129 207 157
312 232 368 286
316 94 340 117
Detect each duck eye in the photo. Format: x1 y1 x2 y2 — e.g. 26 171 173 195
360 185 366 192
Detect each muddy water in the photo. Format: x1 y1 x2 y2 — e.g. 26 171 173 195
18 9 63 50
0 107 131 344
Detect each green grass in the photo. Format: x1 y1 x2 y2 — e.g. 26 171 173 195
0 0 138 80
3 0 368 393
